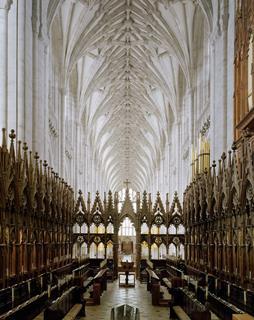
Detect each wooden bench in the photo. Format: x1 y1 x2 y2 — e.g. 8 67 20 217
83 285 94 306
172 306 191 320
162 277 172 290
232 315 254 320
83 276 93 289
171 287 211 320
62 304 82 320
44 286 85 320
83 268 108 306
208 292 245 320
159 286 172 307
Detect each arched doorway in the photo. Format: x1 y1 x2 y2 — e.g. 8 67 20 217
118 216 136 264
117 188 137 273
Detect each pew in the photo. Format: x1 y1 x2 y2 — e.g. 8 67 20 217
162 277 172 290
214 280 254 316
171 287 211 320
186 266 206 286
146 269 171 306
0 284 59 320
207 292 245 320
44 286 85 320
0 287 12 315
172 306 191 320
232 315 254 320
0 263 80 320
165 262 185 291
84 268 108 305
83 276 93 289
167 265 184 278
93 268 108 290
146 268 160 305
159 285 172 306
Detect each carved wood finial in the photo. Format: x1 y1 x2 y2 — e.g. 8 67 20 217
228 150 232 167
221 152 226 162
231 142 237 152
34 152 39 161
9 129 16 142
23 142 28 152
9 129 16 158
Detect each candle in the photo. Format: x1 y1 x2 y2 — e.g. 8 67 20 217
11 287 14 303
227 284 230 297
205 286 208 300
28 281 31 296
244 291 246 305
249 271 252 279
48 284 51 299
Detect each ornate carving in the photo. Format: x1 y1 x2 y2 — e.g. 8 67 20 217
0 129 74 288
184 136 254 285
200 116 210 136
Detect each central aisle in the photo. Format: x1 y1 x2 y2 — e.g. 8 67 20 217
83 280 169 320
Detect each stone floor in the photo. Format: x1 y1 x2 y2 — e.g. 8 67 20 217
81 280 169 320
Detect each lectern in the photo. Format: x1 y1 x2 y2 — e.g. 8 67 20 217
119 261 135 287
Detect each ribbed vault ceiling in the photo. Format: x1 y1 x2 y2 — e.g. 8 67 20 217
50 0 212 191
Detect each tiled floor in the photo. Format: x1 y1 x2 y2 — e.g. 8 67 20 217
82 280 169 320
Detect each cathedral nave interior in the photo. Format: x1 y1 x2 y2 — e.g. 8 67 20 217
0 0 254 319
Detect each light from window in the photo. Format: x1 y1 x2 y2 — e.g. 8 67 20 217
81 223 88 233
169 243 177 256
151 224 159 234
97 224 105 234
151 243 159 259
106 223 114 234
159 243 167 259
141 223 149 234
73 223 80 234
177 224 185 234
118 217 136 236
106 241 113 258
159 224 167 234
141 241 149 258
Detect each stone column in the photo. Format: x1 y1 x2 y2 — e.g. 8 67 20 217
84 143 88 194
0 0 12 130
32 0 39 153
17 0 25 141
59 88 66 177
